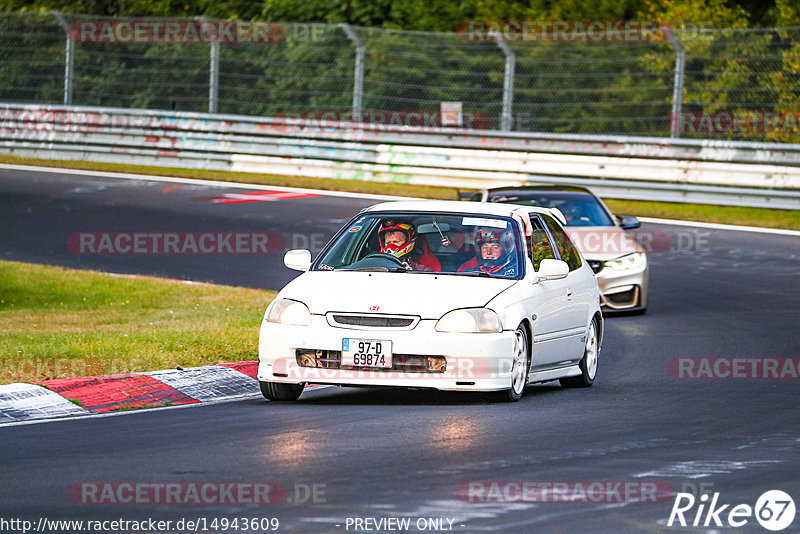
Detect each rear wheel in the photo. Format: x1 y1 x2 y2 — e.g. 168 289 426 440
492 325 529 402
259 381 304 401
560 319 598 388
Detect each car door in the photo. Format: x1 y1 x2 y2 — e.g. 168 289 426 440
541 213 593 364
519 214 579 371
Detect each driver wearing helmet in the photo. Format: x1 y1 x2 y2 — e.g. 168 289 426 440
378 220 438 272
458 229 518 276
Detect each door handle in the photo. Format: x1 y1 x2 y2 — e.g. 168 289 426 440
566 288 573 300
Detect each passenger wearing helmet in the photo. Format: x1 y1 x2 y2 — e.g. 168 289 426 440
458 229 518 276
378 220 440 272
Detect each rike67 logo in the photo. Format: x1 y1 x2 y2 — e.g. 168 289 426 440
668 490 796 531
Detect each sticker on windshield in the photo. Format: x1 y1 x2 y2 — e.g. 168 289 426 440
348 225 363 233
462 217 507 229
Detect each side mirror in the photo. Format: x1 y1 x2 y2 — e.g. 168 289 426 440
536 259 569 281
618 215 641 230
284 249 312 271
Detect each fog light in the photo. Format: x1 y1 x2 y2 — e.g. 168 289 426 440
426 356 447 373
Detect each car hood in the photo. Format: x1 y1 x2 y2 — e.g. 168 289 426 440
279 271 518 319
564 226 647 261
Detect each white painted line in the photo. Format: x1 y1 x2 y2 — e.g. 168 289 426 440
0 163 422 201
2 163 795 235
0 382 337 428
0 391 262 428
639 216 800 237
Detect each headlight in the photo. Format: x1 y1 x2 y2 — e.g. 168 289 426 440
604 252 646 271
266 299 312 326
435 308 502 333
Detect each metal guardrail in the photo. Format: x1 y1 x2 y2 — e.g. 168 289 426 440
1 103 800 209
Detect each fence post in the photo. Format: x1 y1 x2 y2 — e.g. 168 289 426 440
209 40 220 113
491 32 515 131
197 18 220 114
669 31 686 138
51 12 73 106
339 23 364 122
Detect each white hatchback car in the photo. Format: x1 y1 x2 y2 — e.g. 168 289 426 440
258 200 603 402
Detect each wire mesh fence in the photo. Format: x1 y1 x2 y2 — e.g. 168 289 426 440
1 12 799 142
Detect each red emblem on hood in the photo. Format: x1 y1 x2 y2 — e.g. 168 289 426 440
369 305 380 311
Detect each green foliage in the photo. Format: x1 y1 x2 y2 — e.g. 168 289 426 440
1 1 799 141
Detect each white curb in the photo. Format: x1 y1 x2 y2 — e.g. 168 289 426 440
0 383 87 423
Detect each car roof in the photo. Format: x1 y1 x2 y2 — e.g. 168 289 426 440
486 184 596 196
364 199 557 218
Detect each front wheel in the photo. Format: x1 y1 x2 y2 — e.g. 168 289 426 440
260 381 304 401
491 325 529 402
560 319 598 388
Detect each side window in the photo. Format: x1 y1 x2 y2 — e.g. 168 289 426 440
529 217 556 271
543 215 583 272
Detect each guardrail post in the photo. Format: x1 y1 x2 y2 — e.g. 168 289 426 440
51 12 73 106
339 23 364 122
669 31 686 138
491 32 515 132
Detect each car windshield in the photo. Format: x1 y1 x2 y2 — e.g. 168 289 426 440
314 212 523 278
488 191 614 227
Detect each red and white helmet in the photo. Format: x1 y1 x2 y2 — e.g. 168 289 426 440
378 220 416 258
475 229 515 266
475 229 514 253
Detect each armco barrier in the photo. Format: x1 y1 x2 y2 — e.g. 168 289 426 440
1 103 800 209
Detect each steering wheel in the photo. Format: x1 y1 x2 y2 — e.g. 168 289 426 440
362 252 406 268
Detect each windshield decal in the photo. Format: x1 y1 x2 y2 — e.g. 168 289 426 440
462 217 507 229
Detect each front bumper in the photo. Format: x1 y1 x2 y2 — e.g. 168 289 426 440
595 262 649 311
258 316 516 392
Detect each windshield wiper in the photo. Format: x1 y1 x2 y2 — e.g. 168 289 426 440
348 266 407 272
459 271 509 279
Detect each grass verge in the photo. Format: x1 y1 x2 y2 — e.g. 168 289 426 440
0 260 275 384
1 154 797 230
603 199 800 231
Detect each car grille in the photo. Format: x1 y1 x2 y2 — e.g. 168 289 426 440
588 260 604 274
296 349 446 373
331 315 414 327
326 313 418 329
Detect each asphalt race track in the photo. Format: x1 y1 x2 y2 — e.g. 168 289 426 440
1 166 799 533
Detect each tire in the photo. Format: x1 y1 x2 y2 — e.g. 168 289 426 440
259 381 304 401
491 324 530 402
560 319 598 388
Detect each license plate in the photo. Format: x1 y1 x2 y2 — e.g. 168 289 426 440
342 338 392 368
